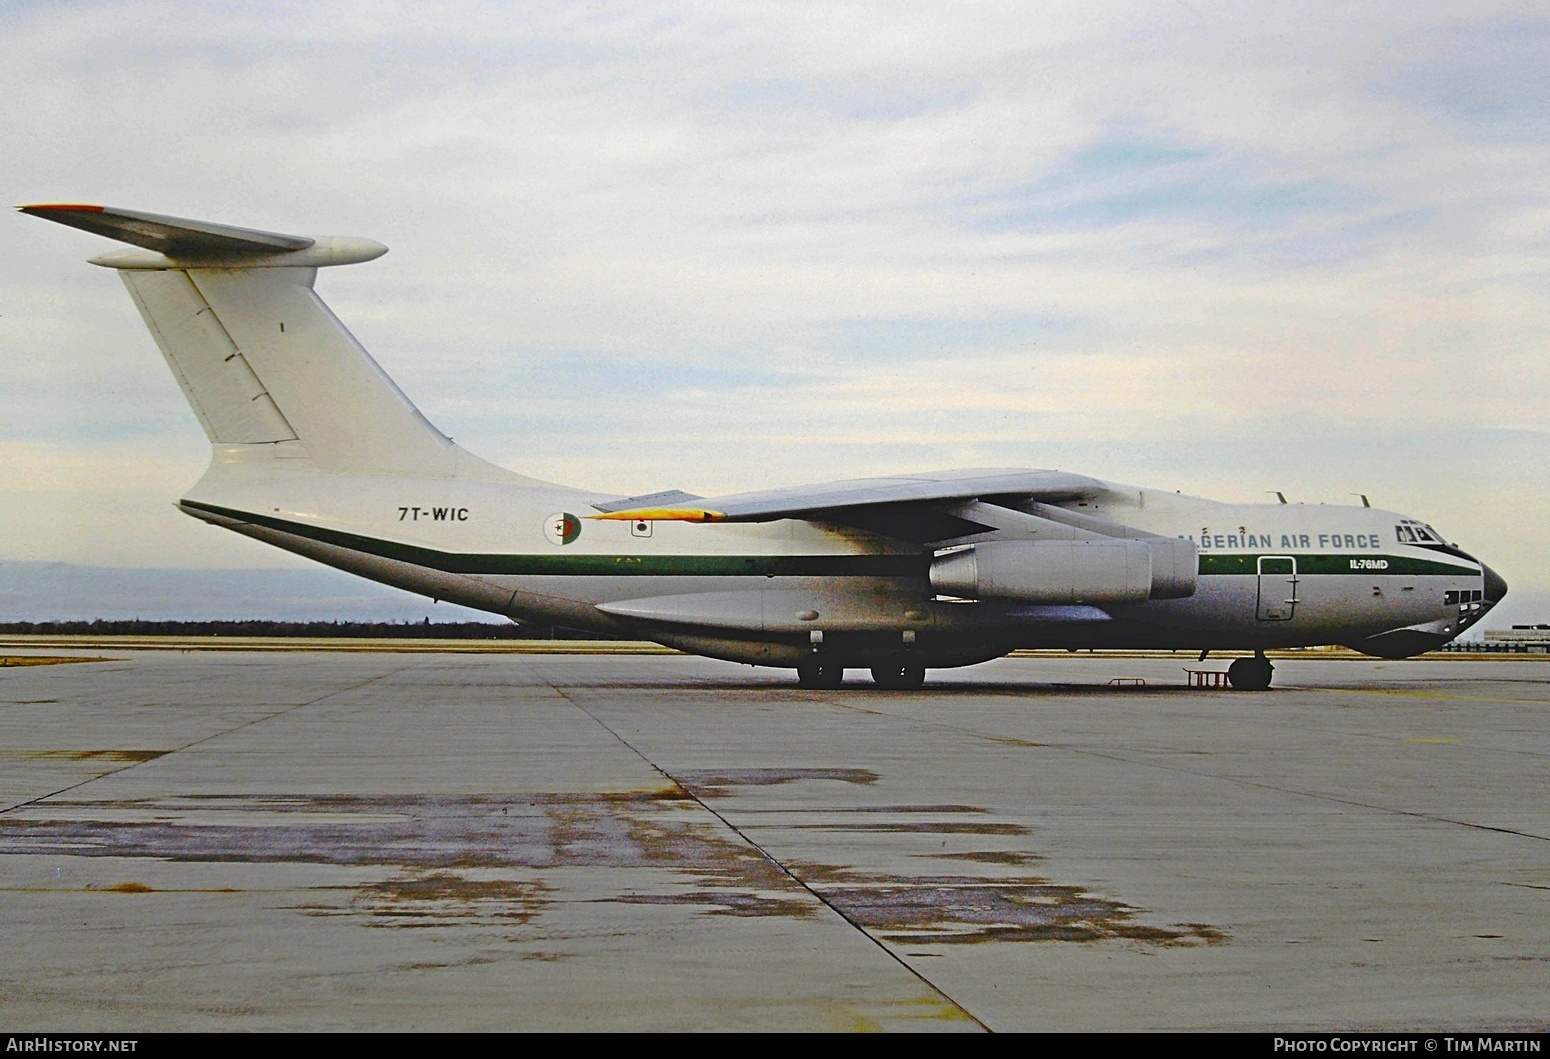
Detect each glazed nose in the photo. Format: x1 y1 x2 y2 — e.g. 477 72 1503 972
1482 563 1509 604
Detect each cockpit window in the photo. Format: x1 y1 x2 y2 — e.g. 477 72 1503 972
1397 519 1442 544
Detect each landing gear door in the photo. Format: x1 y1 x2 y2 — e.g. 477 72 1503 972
1257 556 1298 622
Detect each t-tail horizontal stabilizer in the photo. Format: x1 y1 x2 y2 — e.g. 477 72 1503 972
17 203 386 269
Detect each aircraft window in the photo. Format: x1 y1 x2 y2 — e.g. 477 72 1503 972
1397 520 1444 544
1445 591 1459 604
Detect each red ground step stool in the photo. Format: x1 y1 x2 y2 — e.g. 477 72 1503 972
1184 668 1231 688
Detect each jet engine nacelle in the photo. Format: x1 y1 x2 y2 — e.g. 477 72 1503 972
929 537 1197 604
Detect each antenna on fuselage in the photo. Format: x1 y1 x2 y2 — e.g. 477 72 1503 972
1270 491 1287 504
1351 493 1371 508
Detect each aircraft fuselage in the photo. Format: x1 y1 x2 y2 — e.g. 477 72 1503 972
178 465 1494 669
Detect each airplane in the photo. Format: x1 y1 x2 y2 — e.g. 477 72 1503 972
21 203 1509 691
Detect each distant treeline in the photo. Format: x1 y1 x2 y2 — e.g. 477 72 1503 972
0 619 609 640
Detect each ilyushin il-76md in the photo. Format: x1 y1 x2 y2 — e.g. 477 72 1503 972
22 204 1508 691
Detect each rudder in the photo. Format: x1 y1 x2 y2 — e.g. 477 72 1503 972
121 268 300 446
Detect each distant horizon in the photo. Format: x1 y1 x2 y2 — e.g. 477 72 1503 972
0 559 494 623
0 617 611 640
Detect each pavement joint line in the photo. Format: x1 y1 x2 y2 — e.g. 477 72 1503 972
537 673 992 1033
817 695 1550 845
0 659 427 817
1313 687 1550 706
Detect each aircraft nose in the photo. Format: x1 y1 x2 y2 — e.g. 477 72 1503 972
1482 563 1509 604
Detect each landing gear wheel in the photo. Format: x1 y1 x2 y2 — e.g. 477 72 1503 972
870 660 926 690
796 657 845 689
1227 655 1274 691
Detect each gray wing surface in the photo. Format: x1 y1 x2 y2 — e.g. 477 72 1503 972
688 468 1102 520
591 489 706 514
591 468 1107 543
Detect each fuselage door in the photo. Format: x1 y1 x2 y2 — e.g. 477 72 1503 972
1256 555 1298 621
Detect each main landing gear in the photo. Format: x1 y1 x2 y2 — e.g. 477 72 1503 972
870 659 926 691
1227 651 1275 691
796 657 926 690
796 657 845 689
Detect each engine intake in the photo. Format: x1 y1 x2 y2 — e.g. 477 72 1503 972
929 538 1197 604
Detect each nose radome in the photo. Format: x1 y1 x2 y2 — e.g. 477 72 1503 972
1482 563 1509 604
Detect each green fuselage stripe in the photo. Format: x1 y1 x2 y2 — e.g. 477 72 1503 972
184 501 1478 580
183 500 928 577
1197 553 1475 577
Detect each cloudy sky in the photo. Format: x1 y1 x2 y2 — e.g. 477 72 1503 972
4 1 1549 622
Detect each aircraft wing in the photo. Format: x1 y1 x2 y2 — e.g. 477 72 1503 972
591 468 1105 542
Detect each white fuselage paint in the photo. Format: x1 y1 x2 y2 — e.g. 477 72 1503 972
179 463 1487 668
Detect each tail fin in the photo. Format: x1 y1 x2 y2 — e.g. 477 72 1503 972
23 204 464 478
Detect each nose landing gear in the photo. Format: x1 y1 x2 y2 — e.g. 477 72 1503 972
1227 652 1275 691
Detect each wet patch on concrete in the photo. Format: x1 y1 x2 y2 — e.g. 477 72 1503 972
733 804 988 815
8 750 169 763
932 850 1044 867
0 657 105 668
613 890 819 919
0 791 818 931
1 786 1223 949
397 954 507 971
794 821 1032 836
81 882 240 894
0 791 732 869
676 768 879 796
343 871 553 931
840 881 1224 946
788 862 1226 947
197 1004 265 1018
